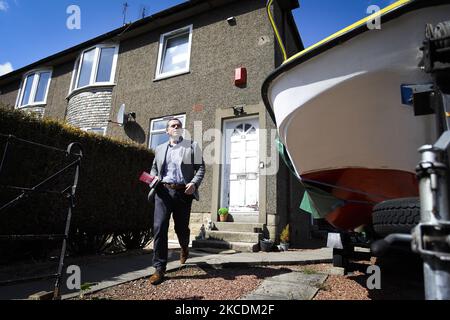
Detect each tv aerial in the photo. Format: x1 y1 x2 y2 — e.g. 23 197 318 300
109 104 136 127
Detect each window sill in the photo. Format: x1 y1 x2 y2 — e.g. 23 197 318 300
153 70 190 82
16 103 46 110
66 83 116 100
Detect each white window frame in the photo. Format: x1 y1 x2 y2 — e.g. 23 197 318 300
149 114 186 150
69 43 119 93
154 25 193 81
16 69 52 109
82 127 107 136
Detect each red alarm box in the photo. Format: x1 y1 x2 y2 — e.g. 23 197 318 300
235 67 247 86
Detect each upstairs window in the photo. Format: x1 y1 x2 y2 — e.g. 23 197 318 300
16 70 52 108
155 25 193 80
71 44 119 91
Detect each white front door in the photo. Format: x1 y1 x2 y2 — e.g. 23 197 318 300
221 118 259 217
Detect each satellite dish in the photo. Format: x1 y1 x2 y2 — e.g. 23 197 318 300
110 104 136 127
117 104 126 126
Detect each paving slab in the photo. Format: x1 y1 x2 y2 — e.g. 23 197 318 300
242 273 327 300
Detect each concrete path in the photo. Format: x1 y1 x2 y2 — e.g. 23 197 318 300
241 272 328 300
0 246 333 300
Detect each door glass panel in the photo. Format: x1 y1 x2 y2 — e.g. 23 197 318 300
230 180 244 207
246 179 258 210
230 158 243 174
246 157 258 173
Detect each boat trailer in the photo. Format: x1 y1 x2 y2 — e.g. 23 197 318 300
372 21 450 300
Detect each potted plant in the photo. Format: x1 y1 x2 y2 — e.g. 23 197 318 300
218 208 229 222
279 224 290 251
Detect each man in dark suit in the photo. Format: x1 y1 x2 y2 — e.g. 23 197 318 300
149 118 205 285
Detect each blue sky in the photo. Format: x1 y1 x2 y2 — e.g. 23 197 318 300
0 0 396 76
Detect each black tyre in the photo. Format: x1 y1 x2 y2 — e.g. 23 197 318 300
372 197 421 238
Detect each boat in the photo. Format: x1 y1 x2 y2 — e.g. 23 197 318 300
262 0 450 231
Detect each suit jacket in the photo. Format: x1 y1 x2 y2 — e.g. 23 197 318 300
150 139 205 201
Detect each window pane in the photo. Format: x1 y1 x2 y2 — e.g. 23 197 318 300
152 119 168 131
152 116 185 131
161 33 189 74
34 72 51 103
150 132 169 150
20 74 35 106
96 47 115 83
77 48 95 88
72 59 80 91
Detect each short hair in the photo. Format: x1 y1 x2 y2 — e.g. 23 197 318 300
166 117 183 129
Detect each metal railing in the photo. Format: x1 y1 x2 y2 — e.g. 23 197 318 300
0 134 83 300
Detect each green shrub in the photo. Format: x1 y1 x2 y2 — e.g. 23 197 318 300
0 108 155 259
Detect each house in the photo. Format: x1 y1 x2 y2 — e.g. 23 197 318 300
0 0 321 251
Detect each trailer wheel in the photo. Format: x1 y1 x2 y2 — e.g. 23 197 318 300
372 197 420 238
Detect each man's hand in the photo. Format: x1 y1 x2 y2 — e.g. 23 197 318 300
185 183 196 195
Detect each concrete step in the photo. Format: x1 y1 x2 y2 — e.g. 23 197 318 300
229 213 259 223
206 230 262 243
192 239 259 253
213 222 265 233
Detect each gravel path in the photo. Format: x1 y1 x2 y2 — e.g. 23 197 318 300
73 254 425 300
83 266 295 300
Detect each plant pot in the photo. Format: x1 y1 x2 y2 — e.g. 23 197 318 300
279 242 290 251
219 214 228 222
260 239 274 252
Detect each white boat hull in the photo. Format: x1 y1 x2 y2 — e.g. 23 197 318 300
265 3 450 229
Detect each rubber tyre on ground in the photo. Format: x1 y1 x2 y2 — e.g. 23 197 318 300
372 197 421 238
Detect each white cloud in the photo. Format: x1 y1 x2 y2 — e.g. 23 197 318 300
0 62 14 76
0 1 9 12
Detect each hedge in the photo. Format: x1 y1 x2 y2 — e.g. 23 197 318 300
0 107 155 260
